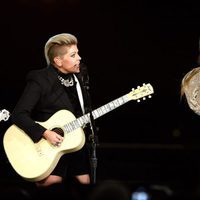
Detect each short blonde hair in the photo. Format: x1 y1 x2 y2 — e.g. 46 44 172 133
44 33 78 65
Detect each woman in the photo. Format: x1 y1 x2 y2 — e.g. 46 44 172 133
11 33 91 187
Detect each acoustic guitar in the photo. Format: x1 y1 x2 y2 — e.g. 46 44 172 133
3 83 154 182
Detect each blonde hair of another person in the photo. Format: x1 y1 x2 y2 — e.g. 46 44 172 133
181 67 200 115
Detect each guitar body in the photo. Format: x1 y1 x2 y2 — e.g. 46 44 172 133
3 109 85 182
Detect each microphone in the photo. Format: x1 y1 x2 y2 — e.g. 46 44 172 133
80 63 90 90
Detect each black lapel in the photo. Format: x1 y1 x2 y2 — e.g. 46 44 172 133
46 66 74 111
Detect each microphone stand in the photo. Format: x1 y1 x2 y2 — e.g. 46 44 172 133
88 107 98 185
82 69 98 185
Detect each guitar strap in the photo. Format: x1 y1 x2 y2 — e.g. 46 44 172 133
73 75 85 114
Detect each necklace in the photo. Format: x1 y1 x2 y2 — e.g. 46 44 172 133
58 75 74 87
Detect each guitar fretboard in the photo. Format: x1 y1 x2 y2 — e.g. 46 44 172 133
63 94 129 133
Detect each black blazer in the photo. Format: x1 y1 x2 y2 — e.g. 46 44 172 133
11 65 90 142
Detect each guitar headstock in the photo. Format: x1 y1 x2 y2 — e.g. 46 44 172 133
0 109 10 122
127 83 154 102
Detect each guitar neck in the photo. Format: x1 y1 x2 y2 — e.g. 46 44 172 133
91 94 129 120
63 94 130 132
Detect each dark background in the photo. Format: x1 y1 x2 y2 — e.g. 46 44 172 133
1 0 200 144
1 0 200 198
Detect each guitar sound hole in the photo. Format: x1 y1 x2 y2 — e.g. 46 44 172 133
52 128 64 137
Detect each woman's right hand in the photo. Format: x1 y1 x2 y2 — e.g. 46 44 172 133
43 130 64 146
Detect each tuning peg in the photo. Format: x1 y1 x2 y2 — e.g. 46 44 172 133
143 97 146 100
137 99 141 102
148 95 152 98
137 86 140 89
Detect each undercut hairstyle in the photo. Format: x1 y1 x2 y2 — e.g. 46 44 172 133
44 33 78 65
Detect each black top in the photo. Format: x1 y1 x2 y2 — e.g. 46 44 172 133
11 65 89 142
